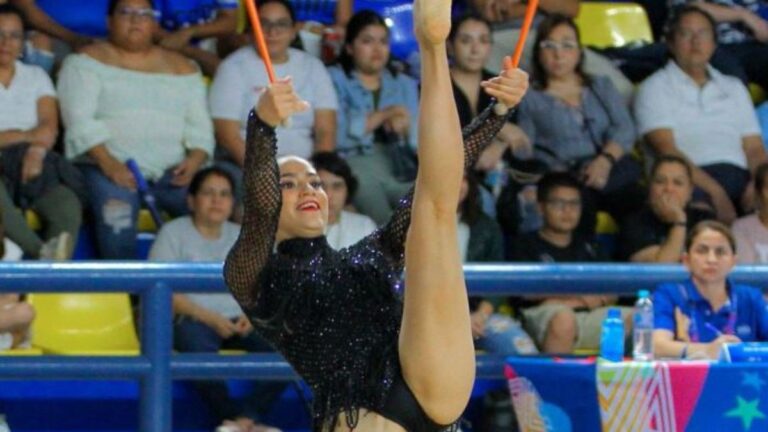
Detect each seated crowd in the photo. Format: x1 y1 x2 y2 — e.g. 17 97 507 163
2 0 768 429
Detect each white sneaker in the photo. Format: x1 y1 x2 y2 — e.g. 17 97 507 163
39 232 72 261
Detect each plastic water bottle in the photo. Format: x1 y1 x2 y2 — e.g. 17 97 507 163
600 308 625 362
633 290 654 361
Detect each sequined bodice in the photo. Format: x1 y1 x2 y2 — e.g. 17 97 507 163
224 106 509 431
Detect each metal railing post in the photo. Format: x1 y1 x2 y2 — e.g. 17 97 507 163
140 281 173 431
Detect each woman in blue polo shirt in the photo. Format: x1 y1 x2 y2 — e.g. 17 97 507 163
653 220 768 360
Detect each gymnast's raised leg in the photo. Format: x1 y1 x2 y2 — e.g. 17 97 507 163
398 0 478 425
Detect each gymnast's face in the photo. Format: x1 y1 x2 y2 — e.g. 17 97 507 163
276 157 329 242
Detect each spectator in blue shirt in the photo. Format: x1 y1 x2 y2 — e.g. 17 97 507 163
653 220 768 360
328 10 419 225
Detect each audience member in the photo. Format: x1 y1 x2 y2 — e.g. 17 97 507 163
669 0 768 92
0 0 53 72
653 220 768 360
150 167 282 432
210 0 337 193
508 173 625 354
328 10 417 225
733 162 768 264
461 172 538 356
449 13 530 172
309 151 376 250
58 0 214 259
0 208 34 351
156 0 238 76
634 6 766 224
468 0 634 100
617 155 715 262
0 4 79 260
516 14 643 236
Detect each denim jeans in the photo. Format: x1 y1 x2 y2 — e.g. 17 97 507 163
174 316 287 424
476 314 539 355
80 165 189 259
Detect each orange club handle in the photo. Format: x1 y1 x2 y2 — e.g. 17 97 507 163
244 0 277 83
510 0 540 69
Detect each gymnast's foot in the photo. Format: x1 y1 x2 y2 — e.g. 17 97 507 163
414 0 453 46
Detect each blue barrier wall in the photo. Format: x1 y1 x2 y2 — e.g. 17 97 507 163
1 262 767 431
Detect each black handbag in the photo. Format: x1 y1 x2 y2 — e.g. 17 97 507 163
380 130 418 183
0 143 87 209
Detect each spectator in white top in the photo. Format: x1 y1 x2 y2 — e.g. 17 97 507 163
149 166 283 432
209 0 337 194
310 151 376 250
0 4 78 260
634 6 766 224
733 162 768 264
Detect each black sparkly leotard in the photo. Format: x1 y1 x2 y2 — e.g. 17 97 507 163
224 105 510 432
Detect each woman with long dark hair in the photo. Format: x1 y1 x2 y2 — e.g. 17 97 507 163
328 9 420 226
224 0 529 429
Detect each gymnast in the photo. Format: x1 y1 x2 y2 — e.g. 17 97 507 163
224 0 529 430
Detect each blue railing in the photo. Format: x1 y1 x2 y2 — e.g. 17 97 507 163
1 262 767 431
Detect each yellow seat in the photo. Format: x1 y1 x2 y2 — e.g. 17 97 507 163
575 2 653 49
137 209 158 232
596 211 618 235
25 210 41 231
27 293 140 356
0 347 43 356
29 208 161 233
750 83 766 105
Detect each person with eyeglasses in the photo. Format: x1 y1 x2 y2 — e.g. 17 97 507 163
57 0 215 260
617 155 716 263
653 220 768 360
515 14 643 238
508 172 626 354
149 167 283 432
0 4 80 261
635 6 767 226
209 0 337 204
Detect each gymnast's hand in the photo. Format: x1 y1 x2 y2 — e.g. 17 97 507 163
256 77 310 128
480 56 529 110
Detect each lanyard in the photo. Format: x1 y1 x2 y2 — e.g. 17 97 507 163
677 282 738 343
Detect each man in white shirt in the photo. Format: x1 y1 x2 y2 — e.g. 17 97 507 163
634 6 766 224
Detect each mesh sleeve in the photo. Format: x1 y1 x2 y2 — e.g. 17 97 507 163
224 111 281 310
371 104 512 268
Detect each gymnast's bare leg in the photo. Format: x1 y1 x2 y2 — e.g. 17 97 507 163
398 0 474 425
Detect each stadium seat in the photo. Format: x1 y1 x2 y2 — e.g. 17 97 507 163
0 347 43 356
27 293 140 355
750 83 766 104
575 2 654 48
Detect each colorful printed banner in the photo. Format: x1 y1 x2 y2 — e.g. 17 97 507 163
506 358 768 432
